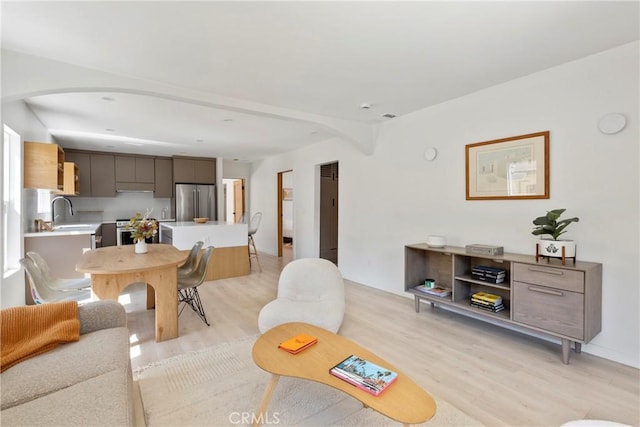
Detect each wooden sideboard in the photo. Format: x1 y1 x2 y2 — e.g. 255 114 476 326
404 244 602 364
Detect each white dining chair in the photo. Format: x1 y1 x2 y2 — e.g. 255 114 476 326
26 251 91 292
20 257 92 304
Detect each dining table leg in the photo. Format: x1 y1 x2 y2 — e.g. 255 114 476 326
89 266 179 343
147 265 179 342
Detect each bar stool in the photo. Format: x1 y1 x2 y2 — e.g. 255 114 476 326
248 212 262 272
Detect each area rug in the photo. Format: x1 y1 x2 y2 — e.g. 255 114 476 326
134 335 484 426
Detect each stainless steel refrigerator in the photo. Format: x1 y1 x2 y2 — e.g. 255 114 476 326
175 184 217 221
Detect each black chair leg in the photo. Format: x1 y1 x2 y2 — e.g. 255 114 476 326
178 287 210 326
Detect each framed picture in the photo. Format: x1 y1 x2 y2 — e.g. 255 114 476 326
283 188 293 201
465 131 549 200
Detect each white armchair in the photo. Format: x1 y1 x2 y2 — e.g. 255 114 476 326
258 258 345 333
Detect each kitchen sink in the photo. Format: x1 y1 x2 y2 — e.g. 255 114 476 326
52 224 94 230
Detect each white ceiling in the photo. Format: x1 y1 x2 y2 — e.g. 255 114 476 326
2 1 638 160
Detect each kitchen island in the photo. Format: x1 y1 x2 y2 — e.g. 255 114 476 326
160 221 249 279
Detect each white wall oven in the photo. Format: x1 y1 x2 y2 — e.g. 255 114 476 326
115 219 159 246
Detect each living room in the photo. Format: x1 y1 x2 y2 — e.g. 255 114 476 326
1 2 638 426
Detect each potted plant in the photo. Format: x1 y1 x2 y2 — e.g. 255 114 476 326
126 210 158 254
532 208 579 258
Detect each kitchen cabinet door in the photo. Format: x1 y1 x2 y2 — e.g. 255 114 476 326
173 157 216 184
101 223 117 247
90 154 116 197
173 158 195 183
115 156 136 182
194 159 216 184
154 158 173 198
64 151 91 196
24 141 64 190
136 157 155 183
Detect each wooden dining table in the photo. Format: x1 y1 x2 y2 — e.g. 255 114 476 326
76 244 187 342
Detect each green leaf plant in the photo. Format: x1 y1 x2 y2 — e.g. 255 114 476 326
531 208 579 241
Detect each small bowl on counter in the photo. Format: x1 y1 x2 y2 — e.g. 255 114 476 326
193 217 209 224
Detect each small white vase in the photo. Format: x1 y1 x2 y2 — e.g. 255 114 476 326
538 239 576 258
135 240 148 254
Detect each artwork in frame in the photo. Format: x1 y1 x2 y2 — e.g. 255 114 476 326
465 131 550 200
283 188 293 201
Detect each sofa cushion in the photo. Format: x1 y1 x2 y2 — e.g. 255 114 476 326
1 326 129 410
0 368 133 426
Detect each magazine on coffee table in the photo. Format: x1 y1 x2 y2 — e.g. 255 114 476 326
329 354 398 396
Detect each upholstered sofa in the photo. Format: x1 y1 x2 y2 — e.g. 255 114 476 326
0 300 136 426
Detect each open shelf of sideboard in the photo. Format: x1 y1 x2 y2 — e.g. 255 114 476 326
404 243 602 364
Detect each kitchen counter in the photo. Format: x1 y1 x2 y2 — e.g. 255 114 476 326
160 221 247 250
24 223 102 238
160 221 249 279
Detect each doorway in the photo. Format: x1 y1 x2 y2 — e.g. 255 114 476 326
223 178 245 223
319 162 338 264
277 170 293 260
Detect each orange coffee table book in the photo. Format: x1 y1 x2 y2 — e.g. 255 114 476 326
278 333 318 354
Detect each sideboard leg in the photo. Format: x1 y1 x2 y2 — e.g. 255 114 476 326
561 338 571 364
414 296 420 313
574 342 582 353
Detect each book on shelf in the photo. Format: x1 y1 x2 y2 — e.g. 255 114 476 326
470 296 502 307
278 333 318 354
470 301 505 313
471 267 506 284
471 292 502 305
413 285 451 297
329 355 398 396
472 265 506 274
470 273 506 284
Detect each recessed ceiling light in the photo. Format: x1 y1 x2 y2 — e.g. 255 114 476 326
105 128 116 132
195 139 204 143
102 96 115 102
223 118 234 122
360 103 372 109
382 113 397 119
310 130 318 135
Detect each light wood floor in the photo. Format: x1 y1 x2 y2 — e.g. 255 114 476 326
122 251 639 426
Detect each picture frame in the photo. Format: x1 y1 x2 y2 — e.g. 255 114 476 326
465 131 549 200
283 188 293 201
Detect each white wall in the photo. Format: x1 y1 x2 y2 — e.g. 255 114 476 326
249 42 639 367
1 100 53 308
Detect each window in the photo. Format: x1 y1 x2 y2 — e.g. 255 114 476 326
3 125 21 276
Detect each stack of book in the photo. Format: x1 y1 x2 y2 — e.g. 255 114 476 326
330 355 398 396
471 265 506 284
413 285 452 297
470 292 504 313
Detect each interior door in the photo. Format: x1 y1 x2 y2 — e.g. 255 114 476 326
233 180 244 223
319 162 338 264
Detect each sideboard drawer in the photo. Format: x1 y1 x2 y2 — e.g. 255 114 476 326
513 281 584 339
512 263 584 293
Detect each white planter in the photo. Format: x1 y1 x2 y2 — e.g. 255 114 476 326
538 239 576 258
135 241 148 254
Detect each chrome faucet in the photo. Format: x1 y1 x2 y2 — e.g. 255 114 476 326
51 195 74 226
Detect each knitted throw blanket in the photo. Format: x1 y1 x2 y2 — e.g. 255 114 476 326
1 301 80 373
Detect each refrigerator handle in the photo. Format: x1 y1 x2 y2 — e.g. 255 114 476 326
192 189 197 218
